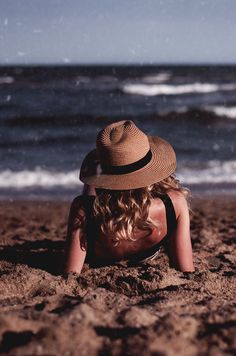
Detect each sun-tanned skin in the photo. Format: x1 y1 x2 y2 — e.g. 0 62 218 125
64 184 195 275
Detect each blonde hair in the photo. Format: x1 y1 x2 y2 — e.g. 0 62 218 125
93 174 189 245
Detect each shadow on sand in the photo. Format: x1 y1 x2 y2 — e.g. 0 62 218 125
0 239 65 275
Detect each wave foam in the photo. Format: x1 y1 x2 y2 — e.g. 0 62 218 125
122 82 236 96
178 160 236 184
0 168 81 188
0 76 15 84
0 161 236 189
206 106 236 119
142 72 171 83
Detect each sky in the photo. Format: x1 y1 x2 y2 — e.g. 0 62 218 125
0 0 235 65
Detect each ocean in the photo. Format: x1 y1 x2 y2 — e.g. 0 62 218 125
0 65 235 200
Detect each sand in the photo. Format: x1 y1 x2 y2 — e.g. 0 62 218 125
0 196 235 356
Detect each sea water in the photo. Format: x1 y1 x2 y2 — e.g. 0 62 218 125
0 65 235 200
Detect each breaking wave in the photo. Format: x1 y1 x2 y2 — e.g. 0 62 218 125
0 161 236 189
0 168 81 188
206 106 236 119
0 76 15 84
122 82 236 96
177 160 236 184
141 72 171 83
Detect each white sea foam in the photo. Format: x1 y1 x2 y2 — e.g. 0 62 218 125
0 161 236 189
122 82 236 96
0 76 14 84
177 160 236 184
206 106 236 119
142 72 171 83
0 168 81 188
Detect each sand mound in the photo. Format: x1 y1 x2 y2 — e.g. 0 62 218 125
0 198 235 355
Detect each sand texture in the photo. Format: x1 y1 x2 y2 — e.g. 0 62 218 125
0 197 235 356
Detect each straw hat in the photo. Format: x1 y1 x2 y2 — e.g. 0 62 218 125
79 120 176 190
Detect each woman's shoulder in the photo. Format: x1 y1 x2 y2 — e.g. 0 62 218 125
165 190 189 220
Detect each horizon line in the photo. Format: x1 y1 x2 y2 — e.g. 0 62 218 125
0 62 236 67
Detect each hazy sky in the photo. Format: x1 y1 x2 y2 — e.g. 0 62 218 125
0 0 235 65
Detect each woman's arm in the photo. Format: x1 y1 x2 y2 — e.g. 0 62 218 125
168 193 195 272
64 198 87 275
64 229 87 274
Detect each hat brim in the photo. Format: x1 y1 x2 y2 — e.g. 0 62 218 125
79 136 176 190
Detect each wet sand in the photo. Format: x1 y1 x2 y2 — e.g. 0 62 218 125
0 197 235 355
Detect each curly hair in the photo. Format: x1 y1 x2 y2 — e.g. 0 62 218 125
92 174 190 245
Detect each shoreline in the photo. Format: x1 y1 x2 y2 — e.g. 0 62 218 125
1 182 236 202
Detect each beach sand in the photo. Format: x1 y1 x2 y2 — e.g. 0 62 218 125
0 196 235 355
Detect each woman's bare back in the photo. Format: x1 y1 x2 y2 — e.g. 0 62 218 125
64 189 194 273
93 194 172 261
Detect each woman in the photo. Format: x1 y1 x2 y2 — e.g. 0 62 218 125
64 120 194 274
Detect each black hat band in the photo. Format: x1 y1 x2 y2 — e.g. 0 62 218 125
101 149 152 175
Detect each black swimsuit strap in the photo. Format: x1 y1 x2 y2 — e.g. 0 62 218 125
156 193 177 237
128 194 177 263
